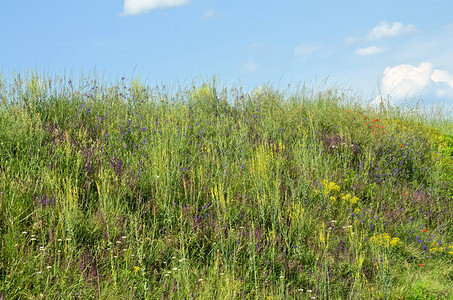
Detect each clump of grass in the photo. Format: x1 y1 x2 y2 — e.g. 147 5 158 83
0 71 452 299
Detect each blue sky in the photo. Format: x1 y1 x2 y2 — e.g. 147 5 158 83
2 0 453 106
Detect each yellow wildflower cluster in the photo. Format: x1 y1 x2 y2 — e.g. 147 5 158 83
369 233 400 247
323 180 341 195
250 144 274 180
287 202 305 225
341 193 359 204
191 83 215 100
428 243 453 255
315 180 359 205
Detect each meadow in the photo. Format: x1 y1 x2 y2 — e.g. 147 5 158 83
0 72 453 299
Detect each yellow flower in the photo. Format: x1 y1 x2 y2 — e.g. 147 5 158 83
390 238 400 246
350 197 359 205
328 182 341 193
370 233 400 247
330 196 337 203
134 266 140 273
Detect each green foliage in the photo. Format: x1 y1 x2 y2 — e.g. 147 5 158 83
0 72 453 299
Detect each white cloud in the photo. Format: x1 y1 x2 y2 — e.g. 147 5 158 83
354 46 386 56
381 62 433 99
431 69 451 83
119 0 189 16
294 44 319 56
242 62 259 73
202 10 224 20
367 21 416 40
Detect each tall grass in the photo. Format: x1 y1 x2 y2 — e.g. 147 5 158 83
0 71 452 299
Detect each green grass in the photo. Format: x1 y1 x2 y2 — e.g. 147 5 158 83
0 71 453 299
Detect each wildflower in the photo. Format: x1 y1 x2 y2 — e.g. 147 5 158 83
423 229 427 233
419 264 422 266
403 193 406 196
134 266 140 273
390 238 400 246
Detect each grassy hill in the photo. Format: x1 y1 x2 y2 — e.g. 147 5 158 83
1 72 452 299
